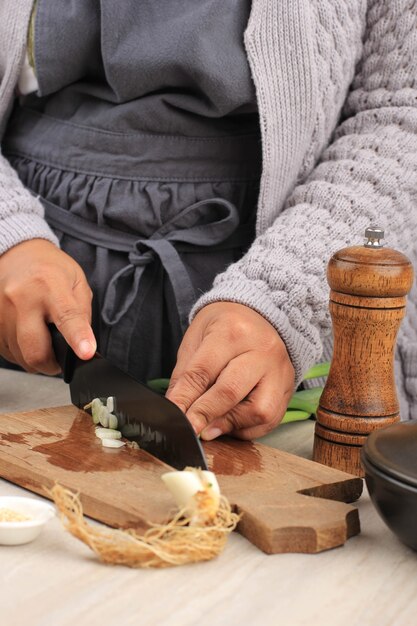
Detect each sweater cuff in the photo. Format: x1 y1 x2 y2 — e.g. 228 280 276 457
189 279 321 389
0 212 59 255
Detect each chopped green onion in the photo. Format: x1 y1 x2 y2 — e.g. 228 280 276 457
102 439 125 448
95 428 122 440
98 407 110 428
86 398 105 425
108 413 118 430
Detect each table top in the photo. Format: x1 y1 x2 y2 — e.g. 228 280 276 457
0 369 416 626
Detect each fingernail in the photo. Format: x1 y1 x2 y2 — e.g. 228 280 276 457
79 340 96 358
200 427 223 441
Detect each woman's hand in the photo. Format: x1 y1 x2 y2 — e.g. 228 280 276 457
0 239 96 375
166 302 295 440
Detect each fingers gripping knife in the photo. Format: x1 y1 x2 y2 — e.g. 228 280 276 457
312 226 414 477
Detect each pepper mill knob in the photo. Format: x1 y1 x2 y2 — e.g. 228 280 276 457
364 225 384 247
312 226 414 476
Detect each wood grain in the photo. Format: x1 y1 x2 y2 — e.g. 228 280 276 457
0 405 362 554
326 245 414 297
313 244 414 476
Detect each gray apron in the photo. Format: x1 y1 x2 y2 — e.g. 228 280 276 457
4 109 261 380
3 1 261 381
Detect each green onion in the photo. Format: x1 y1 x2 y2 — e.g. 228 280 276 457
302 362 330 380
287 387 323 414
147 378 170 394
281 410 312 424
147 361 331 428
108 413 118 430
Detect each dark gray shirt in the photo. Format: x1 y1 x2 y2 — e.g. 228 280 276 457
29 0 258 136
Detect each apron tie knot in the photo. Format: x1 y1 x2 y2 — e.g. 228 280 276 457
101 198 240 329
128 245 154 267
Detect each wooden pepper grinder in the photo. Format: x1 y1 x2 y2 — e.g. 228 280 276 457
312 226 414 477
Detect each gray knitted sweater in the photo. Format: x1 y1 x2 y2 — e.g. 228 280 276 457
0 0 416 417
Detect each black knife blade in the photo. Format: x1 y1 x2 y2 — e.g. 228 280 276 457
50 327 208 470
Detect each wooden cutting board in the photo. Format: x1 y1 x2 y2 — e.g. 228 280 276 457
0 406 363 554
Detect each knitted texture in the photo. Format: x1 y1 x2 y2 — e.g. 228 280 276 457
190 0 417 416
0 150 58 255
0 0 416 415
0 0 58 253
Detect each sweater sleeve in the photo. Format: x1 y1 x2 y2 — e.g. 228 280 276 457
0 147 59 255
190 0 417 388
0 0 58 255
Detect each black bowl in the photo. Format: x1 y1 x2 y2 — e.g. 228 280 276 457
362 419 417 551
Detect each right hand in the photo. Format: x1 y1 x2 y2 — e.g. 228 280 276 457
0 239 96 375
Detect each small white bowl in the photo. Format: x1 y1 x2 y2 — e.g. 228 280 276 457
0 496 55 546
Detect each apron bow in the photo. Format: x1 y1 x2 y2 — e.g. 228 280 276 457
100 198 240 330
36 193 248 334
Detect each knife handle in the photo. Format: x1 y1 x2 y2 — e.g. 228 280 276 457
48 324 76 384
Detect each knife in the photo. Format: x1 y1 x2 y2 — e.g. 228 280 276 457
50 326 208 470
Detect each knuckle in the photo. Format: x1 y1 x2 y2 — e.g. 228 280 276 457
218 380 241 405
3 282 23 304
24 351 46 370
190 402 213 426
182 366 212 393
226 319 251 342
4 268 56 304
31 266 59 289
260 332 283 354
21 341 48 370
254 399 277 426
55 306 86 330
33 266 52 283
225 411 245 431
256 410 271 427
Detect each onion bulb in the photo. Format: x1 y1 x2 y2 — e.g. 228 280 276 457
161 468 220 522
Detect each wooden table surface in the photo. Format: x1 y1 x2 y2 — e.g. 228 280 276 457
1 370 416 626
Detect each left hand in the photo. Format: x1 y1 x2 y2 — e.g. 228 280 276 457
166 302 295 441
